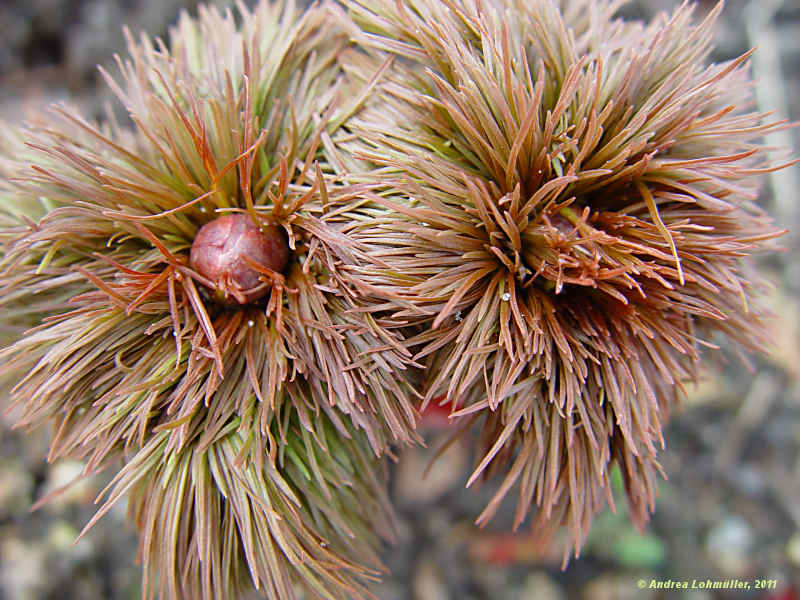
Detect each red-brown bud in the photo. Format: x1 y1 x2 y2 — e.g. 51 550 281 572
189 213 289 305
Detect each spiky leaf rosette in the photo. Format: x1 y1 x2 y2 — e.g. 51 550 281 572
0 1 416 597
343 0 791 555
85 409 395 600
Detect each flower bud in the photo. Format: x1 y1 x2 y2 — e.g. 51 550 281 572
190 213 289 305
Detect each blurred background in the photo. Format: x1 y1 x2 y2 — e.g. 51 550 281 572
1 0 799 598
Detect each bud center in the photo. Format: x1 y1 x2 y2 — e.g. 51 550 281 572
189 213 289 305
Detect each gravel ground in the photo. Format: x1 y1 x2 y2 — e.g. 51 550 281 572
1 1 799 599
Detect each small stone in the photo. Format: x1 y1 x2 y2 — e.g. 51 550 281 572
521 572 565 600
786 533 800 567
394 434 466 505
472 566 510 597
684 592 713 600
0 460 34 516
685 373 725 406
763 286 800 378
48 521 78 551
424 509 452 538
48 521 93 561
40 460 94 510
612 530 666 568
0 534 48 600
412 559 449 600
734 465 766 496
65 574 105 600
705 516 754 575
582 575 656 600
372 581 407 600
